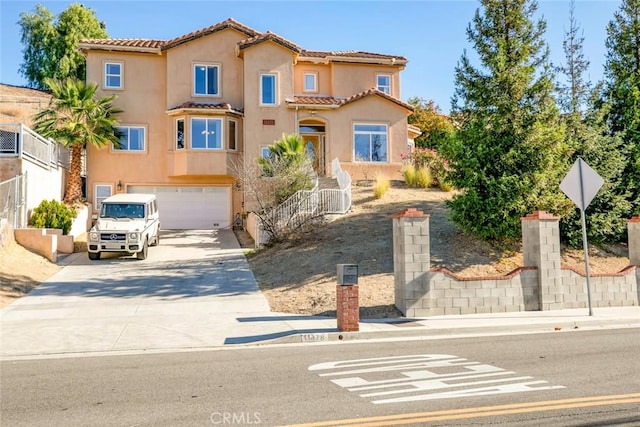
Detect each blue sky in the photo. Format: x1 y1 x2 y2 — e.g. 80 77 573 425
0 0 621 113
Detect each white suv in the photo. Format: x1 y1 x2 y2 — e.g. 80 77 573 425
88 193 160 260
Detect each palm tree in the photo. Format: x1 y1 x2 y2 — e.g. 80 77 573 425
258 133 307 175
33 77 122 204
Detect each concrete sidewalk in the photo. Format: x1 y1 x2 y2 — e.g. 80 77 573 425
1 230 638 360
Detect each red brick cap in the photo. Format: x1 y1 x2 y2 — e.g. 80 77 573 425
392 208 430 219
628 215 640 223
521 210 560 221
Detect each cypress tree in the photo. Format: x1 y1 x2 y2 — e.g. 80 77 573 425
444 0 570 241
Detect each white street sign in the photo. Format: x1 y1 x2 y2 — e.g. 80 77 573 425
560 158 604 210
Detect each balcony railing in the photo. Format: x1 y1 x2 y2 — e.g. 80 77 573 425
0 124 70 171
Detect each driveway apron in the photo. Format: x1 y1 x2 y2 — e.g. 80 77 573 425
0 230 274 357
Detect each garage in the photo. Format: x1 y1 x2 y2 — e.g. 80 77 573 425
128 186 231 229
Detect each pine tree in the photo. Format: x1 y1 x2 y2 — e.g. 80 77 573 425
443 0 571 241
557 1 631 246
603 0 640 215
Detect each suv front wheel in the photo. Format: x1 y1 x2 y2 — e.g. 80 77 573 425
136 238 148 260
88 252 101 261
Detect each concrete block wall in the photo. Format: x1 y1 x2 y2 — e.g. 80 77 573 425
629 216 640 266
402 267 538 317
392 208 430 316
393 209 639 317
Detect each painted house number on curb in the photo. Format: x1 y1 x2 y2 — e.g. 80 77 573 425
309 354 565 404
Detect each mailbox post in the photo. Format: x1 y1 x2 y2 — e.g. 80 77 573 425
336 264 359 332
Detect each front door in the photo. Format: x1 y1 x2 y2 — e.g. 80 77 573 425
303 135 322 174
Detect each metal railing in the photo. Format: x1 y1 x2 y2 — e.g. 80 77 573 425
0 173 27 248
258 158 352 243
0 123 70 170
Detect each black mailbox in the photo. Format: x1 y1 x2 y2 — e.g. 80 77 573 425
337 264 358 285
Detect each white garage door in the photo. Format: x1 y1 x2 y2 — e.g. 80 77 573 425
128 186 231 229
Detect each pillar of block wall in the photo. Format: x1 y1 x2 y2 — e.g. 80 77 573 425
392 208 431 316
629 216 640 266
521 211 562 310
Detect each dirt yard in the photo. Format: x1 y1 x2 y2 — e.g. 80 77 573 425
245 181 630 318
0 181 630 313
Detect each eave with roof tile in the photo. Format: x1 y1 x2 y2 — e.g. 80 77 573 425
79 18 408 68
237 31 301 55
166 101 244 116
287 89 413 112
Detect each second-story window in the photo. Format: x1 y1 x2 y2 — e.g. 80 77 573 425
260 73 277 106
191 118 222 149
104 62 122 89
304 72 317 92
377 74 391 94
194 64 220 96
114 126 145 151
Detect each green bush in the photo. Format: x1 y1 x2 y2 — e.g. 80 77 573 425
29 199 77 235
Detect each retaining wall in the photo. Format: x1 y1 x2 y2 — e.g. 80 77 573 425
393 209 639 317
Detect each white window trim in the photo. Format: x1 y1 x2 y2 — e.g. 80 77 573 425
353 122 389 163
104 61 123 90
113 125 147 153
376 73 391 95
190 117 224 150
94 184 113 210
193 63 222 97
303 72 318 93
228 119 238 151
260 73 278 106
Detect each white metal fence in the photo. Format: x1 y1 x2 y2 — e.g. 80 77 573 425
0 123 70 170
256 158 352 244
0 173 27 248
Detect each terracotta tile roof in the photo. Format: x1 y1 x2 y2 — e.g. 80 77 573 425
289 89 413 112
300 50 407 65
287 96 342 106
79 38 165 50
167 101 243 115
79 18 260 52
341 88 414 111
237 31 301 53
163 18 260 50
79 19 406 67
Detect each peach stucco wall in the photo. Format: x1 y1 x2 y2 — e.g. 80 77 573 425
166 28 246 109
293 63 332 96
242 41 297 167
84 36 242 218
331 64 402 99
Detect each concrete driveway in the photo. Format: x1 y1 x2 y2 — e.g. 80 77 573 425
0 230 276 358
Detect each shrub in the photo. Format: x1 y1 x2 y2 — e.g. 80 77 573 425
401 147 451 188
373 174 390 199
403 164 417 186
438 180 453 192
29 199 77 235
414 167 432 188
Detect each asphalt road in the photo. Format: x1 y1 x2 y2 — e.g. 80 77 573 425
1 328 639 426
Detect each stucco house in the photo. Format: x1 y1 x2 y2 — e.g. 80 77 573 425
79 18 414 230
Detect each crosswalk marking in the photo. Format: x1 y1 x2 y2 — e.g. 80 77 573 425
309 354 565 404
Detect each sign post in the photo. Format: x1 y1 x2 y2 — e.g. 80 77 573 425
559 158 604 316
